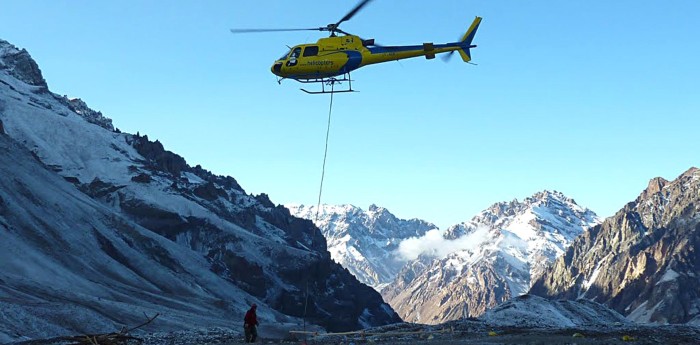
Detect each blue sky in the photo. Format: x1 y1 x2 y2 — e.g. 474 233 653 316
2 1 699 228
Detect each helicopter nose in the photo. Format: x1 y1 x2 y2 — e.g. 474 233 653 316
271 62 282 75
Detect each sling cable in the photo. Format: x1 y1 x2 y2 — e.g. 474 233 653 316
302 83 335 340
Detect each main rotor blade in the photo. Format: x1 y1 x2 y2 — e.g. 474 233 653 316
335 0 373 26
230 28 323 34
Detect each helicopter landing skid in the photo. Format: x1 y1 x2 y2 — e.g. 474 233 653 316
298 74 356 94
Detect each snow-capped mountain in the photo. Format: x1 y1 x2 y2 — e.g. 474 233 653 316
0 38 400 342
531 168 700 325
285 204 437 290
382 191 600 324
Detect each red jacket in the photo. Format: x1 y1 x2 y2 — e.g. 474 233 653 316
244 308 258 326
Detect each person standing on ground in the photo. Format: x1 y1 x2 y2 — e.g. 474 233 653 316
244 303 259 343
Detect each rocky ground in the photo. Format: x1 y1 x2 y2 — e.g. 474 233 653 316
10 322 700 345
299 322 700 345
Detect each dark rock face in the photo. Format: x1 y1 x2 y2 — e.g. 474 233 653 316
0 39 47 90
129 133 188 177
192 181 225 200
531 167 700 324
127 134 244 194
79 178 125 198
255 193 275 208
191 164 244 192
131 173 152 183
64 97 115 131
267 255 401 331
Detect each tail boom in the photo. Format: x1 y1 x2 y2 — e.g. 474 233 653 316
360 16 482 65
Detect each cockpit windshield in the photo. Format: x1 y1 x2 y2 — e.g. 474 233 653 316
278 49 291 61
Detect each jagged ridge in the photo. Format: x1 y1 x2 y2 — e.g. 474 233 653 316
530 168 700 324
382 190 600 324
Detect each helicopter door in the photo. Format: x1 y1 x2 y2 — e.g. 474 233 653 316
286 47 302 67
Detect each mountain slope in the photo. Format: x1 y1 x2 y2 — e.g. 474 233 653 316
0 131 257 341
382 191 600 324
0 38 400 341
480 294 630 329
530 168 700 324
286 204 436 290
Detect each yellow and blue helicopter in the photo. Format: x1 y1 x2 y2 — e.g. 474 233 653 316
231 0 481 94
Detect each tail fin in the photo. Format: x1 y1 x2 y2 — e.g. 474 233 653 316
458 16 482 62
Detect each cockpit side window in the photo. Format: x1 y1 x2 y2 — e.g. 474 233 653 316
303 46 319 57
286 47 302 67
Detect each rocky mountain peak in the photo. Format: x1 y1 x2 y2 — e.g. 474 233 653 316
445 190 596 240
528 190 576 206
531 167 700 324
633 166 700 230
382 190 600 324
683 166 700 176
0 39 47 89
368 203 382 212
367 204 389 222
644 177 669 196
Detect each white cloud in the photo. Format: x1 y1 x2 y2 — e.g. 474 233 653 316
395 226 489 261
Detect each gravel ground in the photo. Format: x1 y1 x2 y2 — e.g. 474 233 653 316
289 325 700 345
10 323 699 345
131 322 699 345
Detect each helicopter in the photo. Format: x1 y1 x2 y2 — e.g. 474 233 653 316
231 0 482 94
